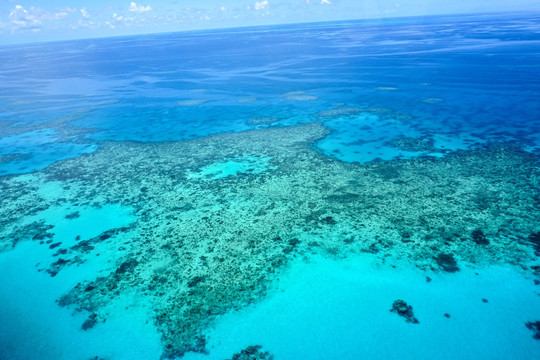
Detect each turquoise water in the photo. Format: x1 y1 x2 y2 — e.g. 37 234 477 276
186 255 540 360
1 12 540 360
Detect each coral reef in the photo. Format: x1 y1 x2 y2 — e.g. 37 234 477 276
527 232 540 256
471 229 490 245
318 107 363 117
227 345 274 360
81 313 99 331
386 136 440 153
525 321 540 340
434 253 460 273
390 299 419 324
0 123 539 357
248 117 279 125
0 153 32 164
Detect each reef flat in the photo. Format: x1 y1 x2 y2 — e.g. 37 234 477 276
1 123 539 358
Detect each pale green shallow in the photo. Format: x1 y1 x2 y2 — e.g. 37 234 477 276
187 156 274 180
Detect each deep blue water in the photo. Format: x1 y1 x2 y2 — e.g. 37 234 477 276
1 12 540 173
1 11 540 360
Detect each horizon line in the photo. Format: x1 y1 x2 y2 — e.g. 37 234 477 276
2 9 538 48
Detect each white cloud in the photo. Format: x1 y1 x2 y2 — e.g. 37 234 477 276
81 7 90 18
321 0 331 4
9 5 42 31
75 18 94 29
254 0 269 10
129 2 152 13
55 11 68 19
54 7 76 20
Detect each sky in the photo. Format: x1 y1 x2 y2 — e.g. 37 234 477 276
1 0 540 44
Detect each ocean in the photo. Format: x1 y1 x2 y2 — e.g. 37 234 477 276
0 11 539 360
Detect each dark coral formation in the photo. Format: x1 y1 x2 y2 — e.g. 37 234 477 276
525 321 540 340
65 211 80 219
471 229 489 245
115 259 138 275
27 222 55 242
81 313 99 331
43 227 131 278
385 136 441 153
47 258 72 277
1 123 539 357
228 345 274 360
434 253 460 273
527 232 540 256
390 299 419 324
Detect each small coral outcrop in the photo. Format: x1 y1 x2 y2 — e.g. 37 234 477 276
525 321 540 340
435 253 460 273
390 299 419 324
228 345 274 360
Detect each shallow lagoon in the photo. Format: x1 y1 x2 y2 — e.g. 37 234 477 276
188 255 540 360
1 12 540 360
